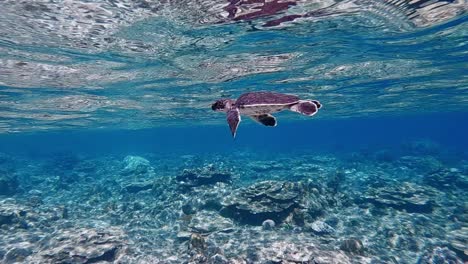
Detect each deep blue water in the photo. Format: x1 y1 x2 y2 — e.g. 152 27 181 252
1 112 467 157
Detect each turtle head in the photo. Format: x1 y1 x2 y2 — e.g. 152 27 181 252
211 99 234 112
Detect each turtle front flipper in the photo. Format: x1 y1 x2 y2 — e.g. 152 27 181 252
250 114 277 127
227 108 241 138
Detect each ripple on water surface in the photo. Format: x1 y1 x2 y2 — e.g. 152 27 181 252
0 0 466 132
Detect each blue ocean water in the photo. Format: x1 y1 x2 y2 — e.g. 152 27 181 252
0 1 467 263
1 112 467 158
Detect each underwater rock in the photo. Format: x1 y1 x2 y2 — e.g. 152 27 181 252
182 200 197 215
176 164 231 187
3 245 33 264
189 233 206 252
327 170 346 194
121 155 154 177
256 241 352 264
188 253 208 263
447 227 468 261
424 168 466 189
248 161 286 172
122 181 153 193
450 203 468 224
398 156 443 174
340 238 364 255
210 253 229 264
417 247 463 264
35 227 127 263
188 211 234 234
299 181 333 220
262 219 276 230
0 199 29 227
176 231 192 242
0 174 18 196
308 220 335 235
361 182 436 213
0 199 66 229
220 181 301 225
0 211 17 226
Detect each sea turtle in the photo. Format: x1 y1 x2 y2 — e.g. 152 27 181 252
211 91 322 137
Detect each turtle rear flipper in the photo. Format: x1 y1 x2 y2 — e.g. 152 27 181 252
250 114 277 127
311 100 322 109
227 108 241 138
289 100 320 116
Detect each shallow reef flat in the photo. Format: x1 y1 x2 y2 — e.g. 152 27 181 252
0 143 467 263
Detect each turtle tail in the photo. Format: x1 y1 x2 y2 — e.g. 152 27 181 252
289 100 321 116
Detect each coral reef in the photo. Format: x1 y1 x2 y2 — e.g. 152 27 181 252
417 247 464 264
262 219 275 230
448 227 468 261
176 164 232 187
308 220 335 235
220 181 302 225
340 238 364 255
121 155 154 177
0 149 465 263
425 167 468 189
34 227 127 263
361 182 436 213
0 174 18 196
122 181 154 193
